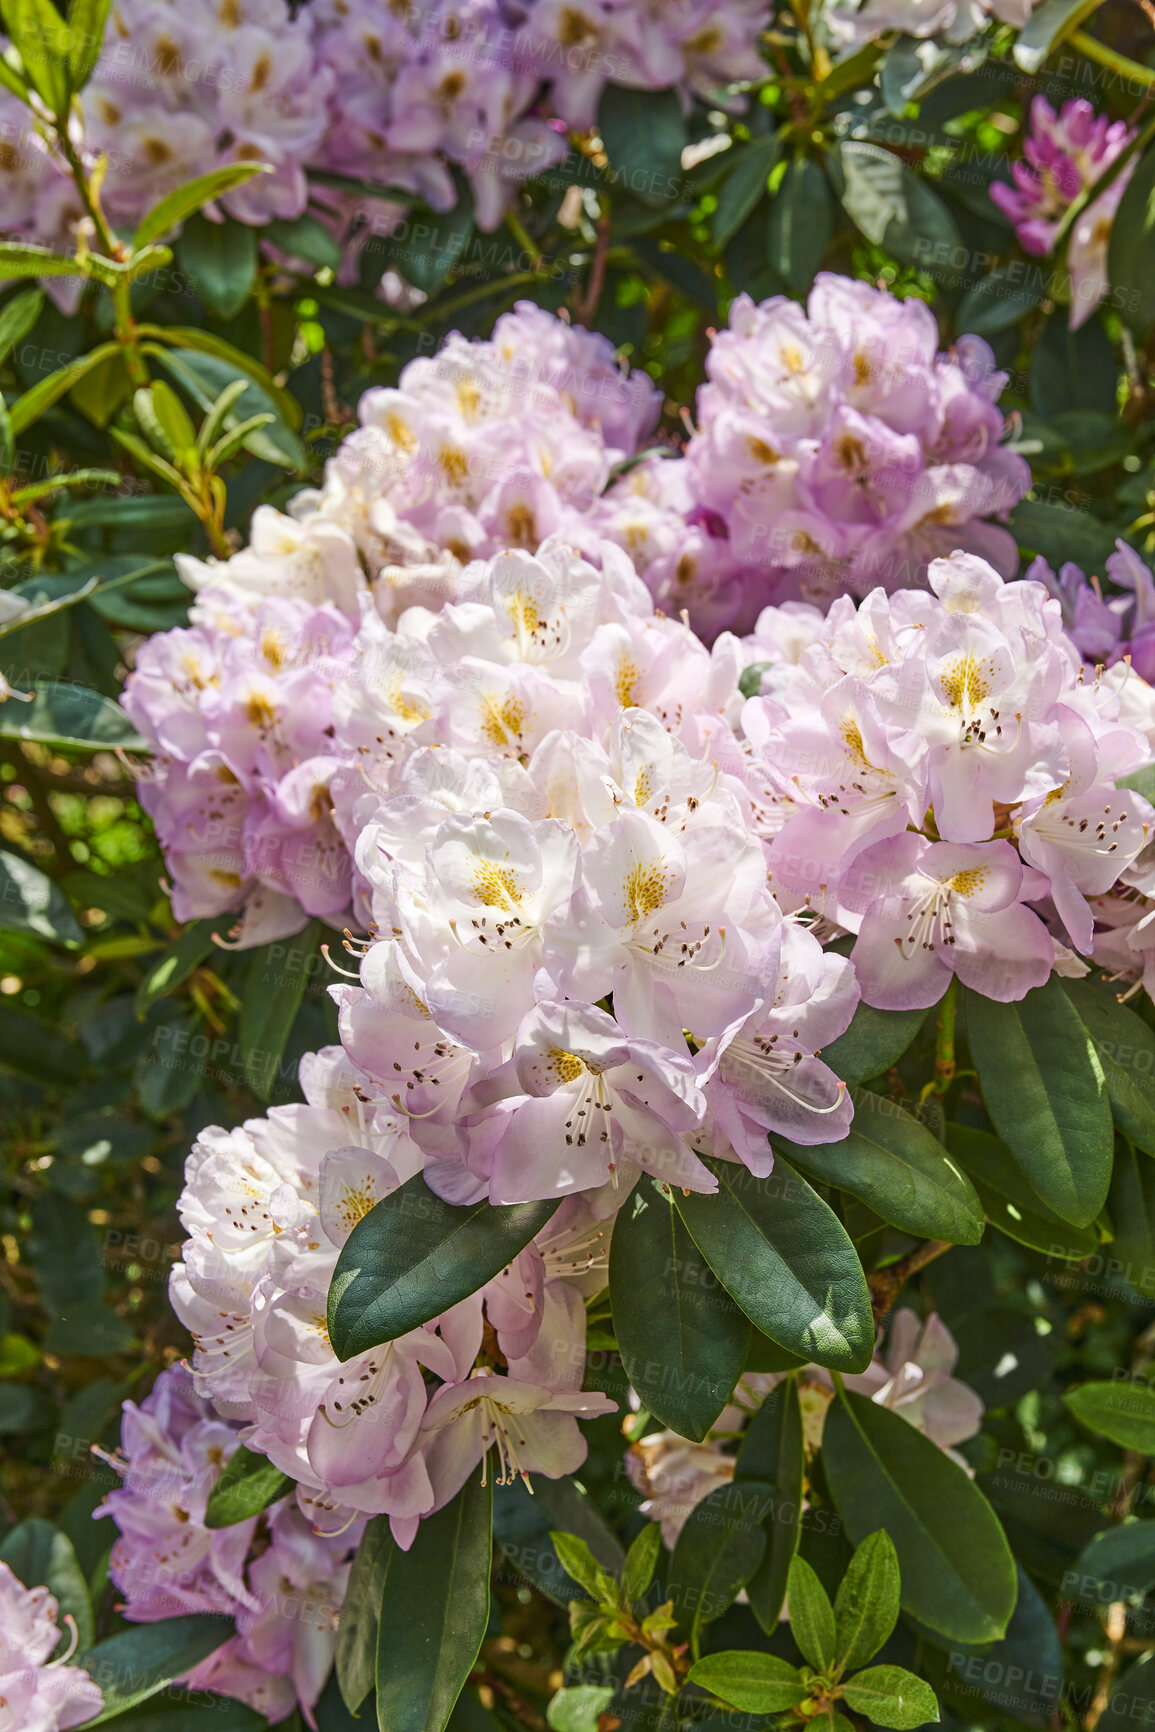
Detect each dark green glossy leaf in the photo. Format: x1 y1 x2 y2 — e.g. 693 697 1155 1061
337 1513 393 1715
768 157 833 292
819 1001 930 1087
238 921 321 1102
669 1477 771 1646
0 679 145 752
735 1379 804 1631
375 1474 492 1732
964 979 1113 1227
944 1123 1099 1259
1060 977 1155 1156
0 849 82 946
823 1390 1017 1644
610 1178 750 1441
673 1157 873 1372
778 1089 982 1244
79 1615 234 1722
329 1175 558 1360
1064 1381 1155 1453
597 86 686 208
204 1444 292 1529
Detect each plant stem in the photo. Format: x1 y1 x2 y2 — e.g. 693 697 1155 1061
1069 30 1155 89
866 1239 952 1322
929 977 957 1098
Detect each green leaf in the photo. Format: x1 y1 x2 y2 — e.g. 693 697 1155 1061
786 1553 837 1670
137 380 197 464
834 1530 901 1672
823 1390 1017 1644
955 272 1045 337
264 213 344 272
78 1615 234 1722
546 1686 615 1732
735 1378 804 1631
833 141 961 269
818 1000 930 1087
768 156 834 293
94 1701 266 1731
337 1514 393 1714
203 1444 292 1529
0 1519 93 1651
9 341 122 434
375 1474 492 1732
0 242 85 281
1108 1142 1155 1299
1073 1521 1155 1607
136 324 303 429
673 1156 874 1372
943 1123 1098 1259
963 978 1112 1227
146 346 302 468
135 164 271 248
669 1478 771 1648
777 1089 983 1245
0 287 43 365
1064 1381 1155 1453
0 679 145 752
1060 976 1155 1157
609 1178 749 1441
712 136 780 248
841 1665 939 1728
551 1532 614 1602
329 1175 558 1360
492 1475 623 1608
238 922 320 1102
621 1523 661 1607
686 1652 807 1714
0 849 82 945
1096 1654 1155 1732
65 0 112 86
1013 0 1106 71
0 0 71 112
176 213 259 321
135 920 217 1018
597 86 686 208
1008 498 1118 571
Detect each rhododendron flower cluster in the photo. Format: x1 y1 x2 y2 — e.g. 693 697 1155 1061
991 97 1137 331
0 0 771 261
0 1560 103 1731
741 551 1155 1008
170 1042 619 1544
823 0 1040 44
155 529 1155 1545
628 1311 984 1546
608 275 1031 631
97 1364 360 1726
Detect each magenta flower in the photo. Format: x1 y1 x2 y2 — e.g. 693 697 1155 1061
991 97 1136 329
